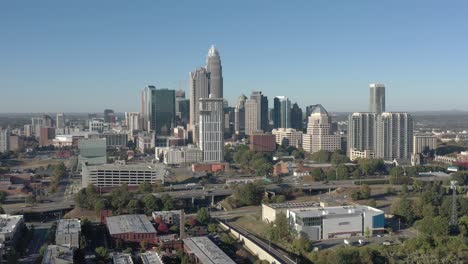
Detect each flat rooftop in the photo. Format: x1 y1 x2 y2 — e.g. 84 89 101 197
106 215 156 235
266 201 319 209
183 236 236 264
289 205 384 218
140 251 163 264
56 219 81 236
0 214 23 235
42 245 74 264
113 253 134 264
85 163 166 171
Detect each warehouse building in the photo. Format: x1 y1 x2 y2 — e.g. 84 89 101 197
183 236 236 264
82 162 166 188
287 205 384 241
106 215 158 244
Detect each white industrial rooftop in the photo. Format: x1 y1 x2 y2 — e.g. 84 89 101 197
106 215 156 235
140 251 164 264
289 205 384 218
266 201 319 209
183 236 236 264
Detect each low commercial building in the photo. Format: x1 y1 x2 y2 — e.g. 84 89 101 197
262 202 319 223
106 215 158 244
56 219 81 248
52 135 74 148
155 145 203 165
287 205 384 241
191 163 228 173
413 134 438 155
152 210 182 225
82 162 166 188
102 133 128 148
0 214 24 257
140 251 164 264
113 253 134 264
42 244 74 264
249 133 276 152
183 236 236 264
272 128 303 148
349 149 375 161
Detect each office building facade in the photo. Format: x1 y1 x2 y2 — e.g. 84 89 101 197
413 134 438 155
273 96 291 129
290 103 303 131
206 45 223 98
272 128 303 148
347 112 376 157
302 105 341 153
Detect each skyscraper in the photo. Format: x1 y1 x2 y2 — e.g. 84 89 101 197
104 109 115 123
234 94 247 135
199 96 224 162
290 103 303 131
369 83 386 115
249 91 269 132
56 113 65 129
302 105 341 153
126 112 140 136
376 112 413 160
140 86 176 135
0 129 10 153
206 45 223 98
347 112 376 156
189 68 210 143
245 99 260 135
273 96 291 129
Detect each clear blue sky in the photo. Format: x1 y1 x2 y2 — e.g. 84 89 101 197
1 0 467 113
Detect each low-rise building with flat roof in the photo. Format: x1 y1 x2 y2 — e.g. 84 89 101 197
0 214 24 257
140 251 164 264
152 210 182 226
155 145 203 165
262 202 319 223
41 244 74 264
183 236 236 264
82 162 166 188
56 219 81 248
106 215 157 244
113 253 134 264
287 205 384 241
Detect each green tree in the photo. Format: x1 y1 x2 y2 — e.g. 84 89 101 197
95 247 109 260
336 165 348 180
127 199 141 214
233 183 263 206
0 191 7 204
221 233 235 244
208 223 217 233
94 199 107 213
161 193 175 211
359 184 371 199
143 194 160 215
391 195 416 224
196 207 210 225
138 182 152 193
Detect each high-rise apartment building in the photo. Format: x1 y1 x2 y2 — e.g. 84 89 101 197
375 112 413 160
369 84 385 115
347 112 376 157
56 113 65 129
0 129 10 153
199 96 224 162
273 96 291 129
302 105 341 153
206 45 223 98
126 112 140 135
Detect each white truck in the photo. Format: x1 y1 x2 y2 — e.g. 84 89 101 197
358 239 366 245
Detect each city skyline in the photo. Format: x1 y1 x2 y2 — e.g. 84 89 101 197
1 1 468 113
